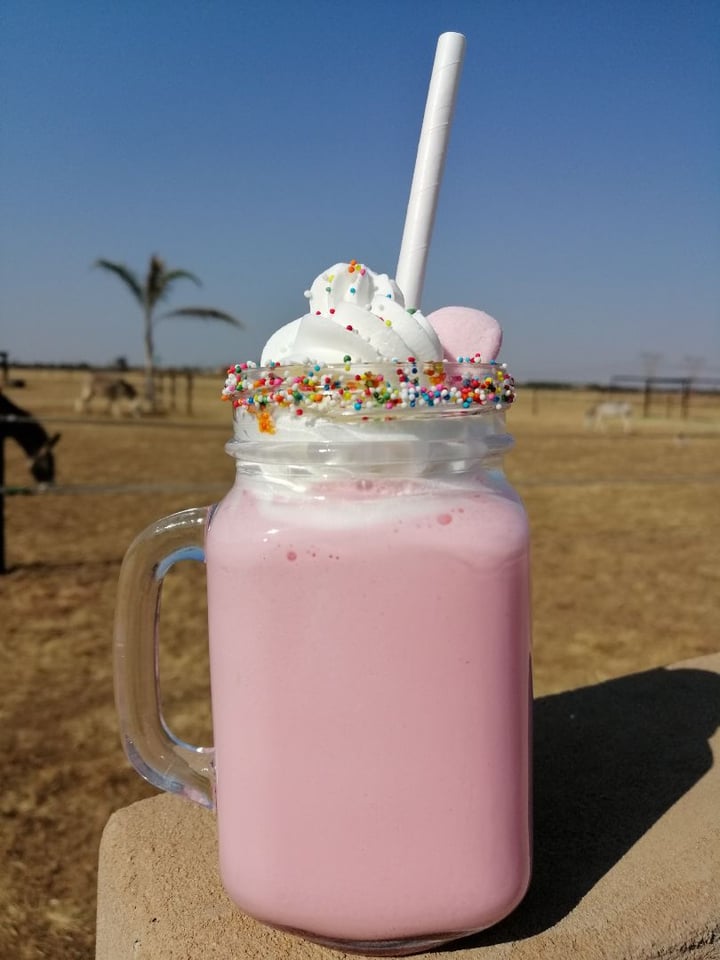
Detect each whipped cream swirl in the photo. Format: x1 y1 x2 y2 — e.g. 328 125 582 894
260 261 443 365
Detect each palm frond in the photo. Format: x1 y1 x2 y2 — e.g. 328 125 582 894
93 259 144 306
157 306 244 328
154 269 202 304
163 269 202 287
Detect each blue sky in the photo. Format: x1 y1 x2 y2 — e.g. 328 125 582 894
1 0 718 383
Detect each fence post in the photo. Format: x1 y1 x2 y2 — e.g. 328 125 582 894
0 436 6 574
169 370 177 413
681 379 691 419
643 379 652 418
185 371 194 416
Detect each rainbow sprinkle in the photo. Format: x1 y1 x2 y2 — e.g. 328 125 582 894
222 359 515 432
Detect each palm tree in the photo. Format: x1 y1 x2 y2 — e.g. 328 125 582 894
94 254 242 410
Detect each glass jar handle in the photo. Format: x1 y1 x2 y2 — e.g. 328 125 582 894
113 506 214 809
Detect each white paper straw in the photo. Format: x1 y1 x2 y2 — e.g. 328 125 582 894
396 32 466 310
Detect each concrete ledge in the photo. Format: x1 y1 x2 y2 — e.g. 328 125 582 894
96 654 720 959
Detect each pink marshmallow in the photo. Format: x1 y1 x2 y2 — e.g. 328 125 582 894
425 306 503 362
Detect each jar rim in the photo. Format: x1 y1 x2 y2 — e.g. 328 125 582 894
222 359 515 427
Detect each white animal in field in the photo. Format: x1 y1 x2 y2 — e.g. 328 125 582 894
584 400 633 432
75 373 142 417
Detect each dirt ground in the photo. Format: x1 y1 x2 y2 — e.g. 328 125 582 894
1 371 719 959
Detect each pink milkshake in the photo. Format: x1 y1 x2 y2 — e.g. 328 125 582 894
205 467 531 947
114 260 532 955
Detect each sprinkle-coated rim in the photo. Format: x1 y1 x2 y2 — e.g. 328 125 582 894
222 359 515 432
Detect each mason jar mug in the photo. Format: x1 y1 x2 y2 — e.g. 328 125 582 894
113 360 532 956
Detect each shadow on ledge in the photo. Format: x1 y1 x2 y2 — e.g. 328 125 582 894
447 664 720 951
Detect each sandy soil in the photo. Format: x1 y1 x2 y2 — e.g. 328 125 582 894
1 373 719 958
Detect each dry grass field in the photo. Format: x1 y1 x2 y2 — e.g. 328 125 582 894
1 369 719 959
